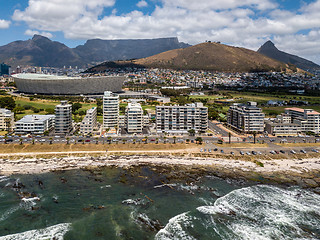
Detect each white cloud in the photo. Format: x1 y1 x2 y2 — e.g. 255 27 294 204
137 0 148 8
0 19 11 29
25 29 53 38
11 0 320 64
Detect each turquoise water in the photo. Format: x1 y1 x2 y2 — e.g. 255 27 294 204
0 166 319 240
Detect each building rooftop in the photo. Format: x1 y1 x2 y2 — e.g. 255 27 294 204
0 108 12 115
16 115 55 123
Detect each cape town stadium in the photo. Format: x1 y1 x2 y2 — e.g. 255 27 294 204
13 74 125 95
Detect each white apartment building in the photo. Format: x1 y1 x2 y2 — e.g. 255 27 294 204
227 102 265 133
103 91 119 131
80 107 98 135
15 115 55 135
265 114 300 136
285 107 320 133
0 108 14 131
55 100 72 134
125 103 143 133
156 102 208 134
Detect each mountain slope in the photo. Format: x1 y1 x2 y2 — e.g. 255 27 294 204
257 41 320 72
131 42 287 72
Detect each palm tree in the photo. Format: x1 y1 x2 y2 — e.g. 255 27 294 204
156 138 159 144
107 136 112 144
122 139 126 144
186 139 190 144
4 135 8 144
228 132 231 144
173 136 176 144
49 137 53 145
253 131 257 144
133 139 136 144
164 136 167 144
66 137 70 145
95 137 99 144
19 138 23 145
32 138 35 145
144 136 148 144
4 117 12 133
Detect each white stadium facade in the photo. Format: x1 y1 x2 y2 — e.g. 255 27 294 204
13 74 125 95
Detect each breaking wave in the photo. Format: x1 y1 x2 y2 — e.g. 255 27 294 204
0 223 71 240
156 185 320 240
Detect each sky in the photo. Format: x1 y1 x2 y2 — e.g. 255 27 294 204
0 0 320 64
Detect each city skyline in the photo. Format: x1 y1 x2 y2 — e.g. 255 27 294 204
0 0 319 64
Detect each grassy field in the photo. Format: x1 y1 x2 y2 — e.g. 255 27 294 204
0 143 195 154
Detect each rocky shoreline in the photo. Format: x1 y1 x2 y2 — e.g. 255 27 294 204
0 153 319 190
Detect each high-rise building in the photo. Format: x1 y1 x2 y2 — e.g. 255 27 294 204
0 63 10 76
15 115 55 135
125 103 143 133
227 102 265 133
80 107 98 135
103 91 119 131
0 108 14 131
156 102 208 134
55 101 72 134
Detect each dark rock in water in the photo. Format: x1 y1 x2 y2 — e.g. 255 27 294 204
135 213 163 232
60 177 67 183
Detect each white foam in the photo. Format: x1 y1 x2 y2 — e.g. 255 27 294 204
0 223 71 240
155 212 196 240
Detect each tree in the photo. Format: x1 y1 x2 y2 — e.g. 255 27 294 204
173 136 176 144
0 96 16 110
107 136 112 144
122 139 126 144
45 108 55 114
19 138 23 145
188 129 195 136
164 136 167 144
4 117 12 132
66 137 70 145
13 106 25 114
156 138 159 144
72 102 82 113
195 137 203 145
49 137 53 144
228 132 231 144
186 139 190 144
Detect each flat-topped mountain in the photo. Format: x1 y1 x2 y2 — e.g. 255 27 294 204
0 35 189 68
257 41 320 72
88 42 288 73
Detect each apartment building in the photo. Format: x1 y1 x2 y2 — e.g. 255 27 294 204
285 107 320 133
156 102 208 134
55 100 72 134
125 102 143 133
80 107 98 135
15 115 55 135
227 102 265 133
0 108 14 131
265 114 300 136
103 91 119 131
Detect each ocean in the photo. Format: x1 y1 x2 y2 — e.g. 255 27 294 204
0 165 319 240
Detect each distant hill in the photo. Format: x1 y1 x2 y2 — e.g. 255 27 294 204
0 35 190 68
88 42 287 73
257 41 320 72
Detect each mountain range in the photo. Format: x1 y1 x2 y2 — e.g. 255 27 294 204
0 35 189 68
0 35 319 73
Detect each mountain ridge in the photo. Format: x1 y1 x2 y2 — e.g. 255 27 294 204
257 40 320 72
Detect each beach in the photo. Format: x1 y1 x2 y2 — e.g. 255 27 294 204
0 148 319 188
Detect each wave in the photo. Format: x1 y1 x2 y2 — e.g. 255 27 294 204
156 185 320 240
0 223 71 240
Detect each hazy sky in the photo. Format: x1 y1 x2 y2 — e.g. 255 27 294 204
0 0 320 64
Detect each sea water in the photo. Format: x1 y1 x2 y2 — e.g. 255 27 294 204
0 166 319 240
